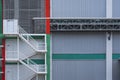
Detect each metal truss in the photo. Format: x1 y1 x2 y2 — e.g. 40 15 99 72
50 19 120 31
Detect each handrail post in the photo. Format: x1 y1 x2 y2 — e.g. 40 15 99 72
36 64 39 72
27 35 29 41
27 59 29 64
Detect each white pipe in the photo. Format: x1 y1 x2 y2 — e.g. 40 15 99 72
17 62 19 80
106 0 112 18
106 32 112 80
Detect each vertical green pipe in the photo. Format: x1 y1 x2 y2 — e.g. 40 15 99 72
47 34 50 80
0 0 4 38
0 0 2 34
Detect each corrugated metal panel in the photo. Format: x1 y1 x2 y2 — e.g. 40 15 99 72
52 32 106 54
112 60 120 80
113 32 120 54
113 0 120 17
52 0 106 17
52 60 106 80
6 65 18 80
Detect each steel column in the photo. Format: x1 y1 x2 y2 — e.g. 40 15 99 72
106 32 112 80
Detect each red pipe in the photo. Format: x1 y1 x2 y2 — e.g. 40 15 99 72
45 0 50 34
2 0 5 80
2 39 5 80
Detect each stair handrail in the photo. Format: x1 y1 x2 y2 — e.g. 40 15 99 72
26 74 36 80
19 52 46 72
30 75 37 80
19 26 39 49
37 64 47 72
19 53 38 71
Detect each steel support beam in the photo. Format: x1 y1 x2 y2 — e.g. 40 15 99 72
106 32 112 80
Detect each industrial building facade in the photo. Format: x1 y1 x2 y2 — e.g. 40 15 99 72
0 0 120 80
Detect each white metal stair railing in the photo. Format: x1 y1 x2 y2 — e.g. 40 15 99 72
19 26 46 52
26 74 37 80
19 26 38 51
30 76 46 80
25 73 36 80
30 76 37 80
19 53 47 74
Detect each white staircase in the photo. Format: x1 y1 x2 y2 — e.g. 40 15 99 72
19 26 47 52
19 58 47 74
18 26 47 74
4 19 47 80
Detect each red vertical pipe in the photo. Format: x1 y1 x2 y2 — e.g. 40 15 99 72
2 39 5 80
2 0 5 80
45 0 50 34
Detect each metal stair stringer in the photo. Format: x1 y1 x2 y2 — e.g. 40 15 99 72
19 34 37 51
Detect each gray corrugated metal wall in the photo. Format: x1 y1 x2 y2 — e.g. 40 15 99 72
113 32 120 54
52 32 106 80
113 60 120 80
52 60 106 80
52 32 106 54
52 0 106 17
52 60 120 80
52 32 120 80
113 0 120 17
113 32 120 80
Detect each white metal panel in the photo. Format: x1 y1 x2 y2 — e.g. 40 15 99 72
6 69 13 80
6 39 18 59
6 65 18 80
3 19 18 34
